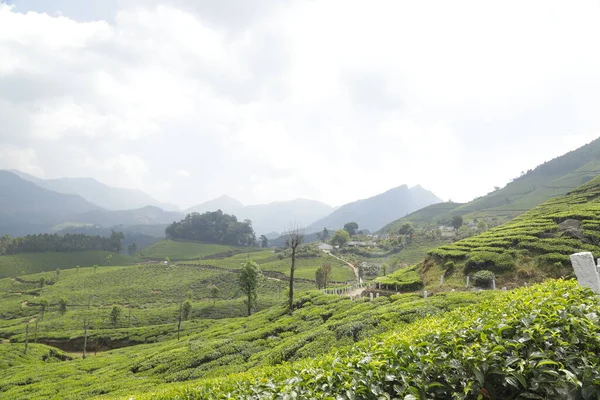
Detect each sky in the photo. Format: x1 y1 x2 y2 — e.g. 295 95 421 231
1 0 600 209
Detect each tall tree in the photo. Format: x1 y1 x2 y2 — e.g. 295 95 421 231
110 305 122 327
284 225 304 314
127 242 138 256
238 260 262 316
451 215 464 231
330 229 350 247
315 263 333 289
343 222 359 236
39 298 49 321
208 284 220 305
259 235 269 248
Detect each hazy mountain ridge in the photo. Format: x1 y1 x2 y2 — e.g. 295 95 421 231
186 197 335 235
305 184 442 233
0 171 101 236
10 170 178 211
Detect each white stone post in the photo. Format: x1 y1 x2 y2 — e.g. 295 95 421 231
423 290 428 299
570 252 600 293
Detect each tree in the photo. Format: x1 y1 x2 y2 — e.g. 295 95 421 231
238 260 262 316
343 222 359 236
330 229 350 247
57 298 68 315
398 223 415 236
208 284 220 305
39 298 49 321
39 277 45 288
55 268 60 281
110 305 122 327
451 216 464 231
182 299 192 320
259 235 269 248
317 227 330 243
105 254 112 265
109 230 125 253
93 265 98 274
315 263 332 289
284 225 304 314
165 210 256 246
477 220 488 232
127 243 138 256
381 263 388 276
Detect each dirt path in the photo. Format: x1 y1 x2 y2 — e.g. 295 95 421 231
323 251 361 283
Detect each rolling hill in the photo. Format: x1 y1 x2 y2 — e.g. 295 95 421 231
305 184 442 233
186 196 335 235
380 201 464 232
381 137 600 234
0 171 100 236
10 170 178 211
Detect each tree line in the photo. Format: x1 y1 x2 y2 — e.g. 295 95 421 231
0 231 124 255
165 210 256 246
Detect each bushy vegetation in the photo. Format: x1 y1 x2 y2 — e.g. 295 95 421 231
0 286 492 399
165 210 256 246
0 231 125 255
140 240 256 261
0 251 136 279
375 266 424 292
472 269 495 288
140 280 600 400
428 175 600 282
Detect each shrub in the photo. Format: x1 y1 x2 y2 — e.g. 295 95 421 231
472 270 495 288
465 251 514 273
443 261 455 270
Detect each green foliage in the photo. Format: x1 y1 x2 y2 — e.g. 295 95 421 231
238 260 262 316
0 251 136 279
110 305 122 327
142 280 600 400
57 298 67 315
465 251 515 273
451 215 464 230
314 264 332 289
142 240 256 261
166 210 256 246
0 232 125 255
430 175 600 279
375 266 424 292
472 270 495 288
182 300 192 321
330 229 350 247
343 222 359 236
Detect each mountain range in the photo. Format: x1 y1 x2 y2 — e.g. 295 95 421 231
0 169 443 239
305 185 442 233
381 136 600 233
186 196 335 235
11 170 178 211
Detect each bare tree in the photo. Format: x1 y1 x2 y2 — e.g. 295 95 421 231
284 224 304 314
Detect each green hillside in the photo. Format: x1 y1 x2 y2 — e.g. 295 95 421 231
421 174 600 288
0 251 136 279
447 137 600 221
380 201 463 232
1 287 493 399
0 263 308 343
138 280 600 400
140 240 259 260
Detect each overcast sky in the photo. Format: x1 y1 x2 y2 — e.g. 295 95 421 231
1 0 600 209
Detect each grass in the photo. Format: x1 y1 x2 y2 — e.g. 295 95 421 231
139 240 260 260
0 287 493 399
0 263 312 343
380 202 463 232
137 279 600 400
424 174 600 288
190 249 356 282
0 251 136 279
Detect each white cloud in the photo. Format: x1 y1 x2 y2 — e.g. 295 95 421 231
1 1 600 207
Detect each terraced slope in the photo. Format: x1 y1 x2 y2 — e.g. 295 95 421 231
380 201 463 232
427 175 600 285
140 280 600 400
